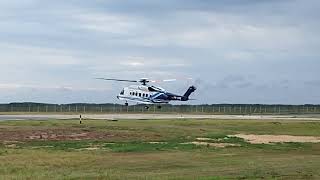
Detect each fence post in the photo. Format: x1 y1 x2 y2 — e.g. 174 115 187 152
259 106 262 114
279 106 281 114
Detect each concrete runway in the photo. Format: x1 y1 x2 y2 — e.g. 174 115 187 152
0 114 320 121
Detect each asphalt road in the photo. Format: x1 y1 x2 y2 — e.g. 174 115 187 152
0 114 320 121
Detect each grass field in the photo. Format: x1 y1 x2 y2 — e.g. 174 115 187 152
0 119 320 179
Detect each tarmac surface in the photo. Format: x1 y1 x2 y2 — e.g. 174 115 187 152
0 114 320 121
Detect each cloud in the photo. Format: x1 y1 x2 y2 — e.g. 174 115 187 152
0 43 80 66
305 80 320 87
0 83 111 92
0 0 319 104
75 13 142 35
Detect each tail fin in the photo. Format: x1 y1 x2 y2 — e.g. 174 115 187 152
182 86 197 101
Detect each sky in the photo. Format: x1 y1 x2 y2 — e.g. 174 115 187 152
0 0 319 104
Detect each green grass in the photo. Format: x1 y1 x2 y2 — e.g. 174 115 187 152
0 119 320 179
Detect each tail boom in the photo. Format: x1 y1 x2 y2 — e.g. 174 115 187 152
181 86 197 101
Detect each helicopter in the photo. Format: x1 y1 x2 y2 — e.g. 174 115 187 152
96 78 196 109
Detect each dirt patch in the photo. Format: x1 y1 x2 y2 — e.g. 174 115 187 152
230 134 320 144
182 142 240 148
0 129 143 142
83 147 100 151
0 130 111 141
148 142 167 144
196 138 214 141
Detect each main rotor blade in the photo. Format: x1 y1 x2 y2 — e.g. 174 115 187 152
96 78 138 83
150 77 192 83
163 79 177 82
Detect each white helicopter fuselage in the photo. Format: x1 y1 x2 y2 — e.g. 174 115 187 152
117 85 170 104
97 77 196 106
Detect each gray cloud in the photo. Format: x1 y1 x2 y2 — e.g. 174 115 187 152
0 0 319 104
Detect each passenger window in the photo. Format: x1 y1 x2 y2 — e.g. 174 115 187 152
139 93 141 97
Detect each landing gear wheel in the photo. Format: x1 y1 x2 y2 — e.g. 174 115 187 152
157 106 162 109
144 106 149 110
125 103 129 106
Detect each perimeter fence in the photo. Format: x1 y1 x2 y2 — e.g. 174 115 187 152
0 103 319 115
